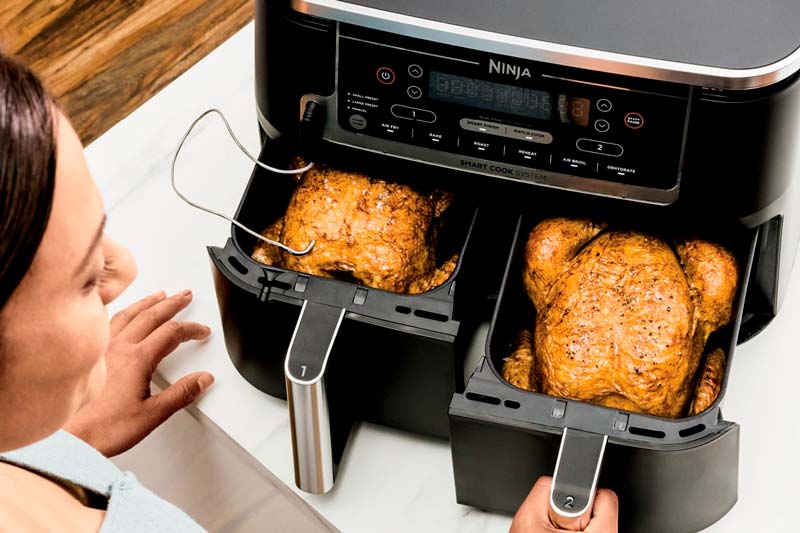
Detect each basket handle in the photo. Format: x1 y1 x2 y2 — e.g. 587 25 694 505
284 300 345 494
549 428 609 524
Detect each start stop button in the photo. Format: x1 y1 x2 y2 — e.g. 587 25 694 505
624 112 644 129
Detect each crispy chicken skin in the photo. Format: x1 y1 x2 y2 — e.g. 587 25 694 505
502 329 535 391
251 161 455 294
689 348 726 416
503 218 737 418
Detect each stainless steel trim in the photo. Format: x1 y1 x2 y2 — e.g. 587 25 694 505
286 376 334 494
290 0 800 90
284 302 346 494
340 34 480 65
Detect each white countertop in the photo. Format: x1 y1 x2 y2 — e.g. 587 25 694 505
86 22 800 533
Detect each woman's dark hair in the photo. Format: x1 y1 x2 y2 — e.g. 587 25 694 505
0 51 57 309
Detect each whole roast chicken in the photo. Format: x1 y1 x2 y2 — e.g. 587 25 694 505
252 160 457 294
502 218 738 418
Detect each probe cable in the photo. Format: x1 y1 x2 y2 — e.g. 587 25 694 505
170 108 315 255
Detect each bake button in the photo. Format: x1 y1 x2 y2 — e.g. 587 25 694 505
594 119 611 133
407 85 423 99
555 154 594 174
624 112 644 129
348 114 368 130
376 67 396 85
596 99 613 113
417 130 454 149
576 138 624 157
408 64 424 78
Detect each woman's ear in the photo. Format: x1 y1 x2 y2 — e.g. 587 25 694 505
98 235 137 304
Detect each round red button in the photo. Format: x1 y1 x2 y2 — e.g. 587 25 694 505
376 67 396 85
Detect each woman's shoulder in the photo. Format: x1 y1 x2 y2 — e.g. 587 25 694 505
0 461 106 532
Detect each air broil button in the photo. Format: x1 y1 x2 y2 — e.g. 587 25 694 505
555 154 595 174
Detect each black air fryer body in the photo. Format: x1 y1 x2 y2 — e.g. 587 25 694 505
209 0 800 530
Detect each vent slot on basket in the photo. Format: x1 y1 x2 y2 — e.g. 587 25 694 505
504 400 521 409
628 426 666 439
395 305 412 314
678 424 706 438
414 309 449 322
228 256 249 275
466 392 501 406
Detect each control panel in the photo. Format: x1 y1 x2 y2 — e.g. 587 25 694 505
333 25 692 200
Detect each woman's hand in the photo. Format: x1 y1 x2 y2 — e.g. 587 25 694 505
510 477 618 533
64 290 214 457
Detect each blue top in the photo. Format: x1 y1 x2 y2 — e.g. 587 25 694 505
0 430 205 533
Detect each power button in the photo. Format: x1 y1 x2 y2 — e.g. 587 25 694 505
376 67 396 85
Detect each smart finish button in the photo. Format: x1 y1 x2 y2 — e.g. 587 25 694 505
376 67 396 85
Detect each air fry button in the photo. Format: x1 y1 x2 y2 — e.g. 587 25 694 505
624 112 644 130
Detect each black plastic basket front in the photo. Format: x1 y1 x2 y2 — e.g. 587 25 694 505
450 212 758 533
208 138 510 442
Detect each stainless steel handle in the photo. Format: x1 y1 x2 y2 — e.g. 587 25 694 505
284 300 345 494
550 428 608 521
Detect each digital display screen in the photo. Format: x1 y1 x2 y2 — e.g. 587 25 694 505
429 71 591 126
430 71 553 120
558 95 591 127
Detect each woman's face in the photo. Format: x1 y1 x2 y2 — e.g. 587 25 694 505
0 112 136 451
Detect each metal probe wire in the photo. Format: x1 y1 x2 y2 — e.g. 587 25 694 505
171 108 316 255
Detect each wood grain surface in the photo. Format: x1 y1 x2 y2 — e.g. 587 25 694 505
1 0 254 144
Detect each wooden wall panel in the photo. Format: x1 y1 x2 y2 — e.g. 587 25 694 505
0 0 254 143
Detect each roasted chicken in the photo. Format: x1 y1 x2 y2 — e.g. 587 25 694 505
503 218 737 418
252 161 456 294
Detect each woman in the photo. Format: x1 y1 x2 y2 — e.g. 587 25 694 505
0 52 211 530
0 50 616 532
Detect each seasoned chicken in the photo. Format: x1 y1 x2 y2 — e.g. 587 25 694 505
251 161 456 294
688 348 726 416
502 329 535 391
502 218 738 418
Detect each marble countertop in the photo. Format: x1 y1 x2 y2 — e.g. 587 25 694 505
86 22 800 533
